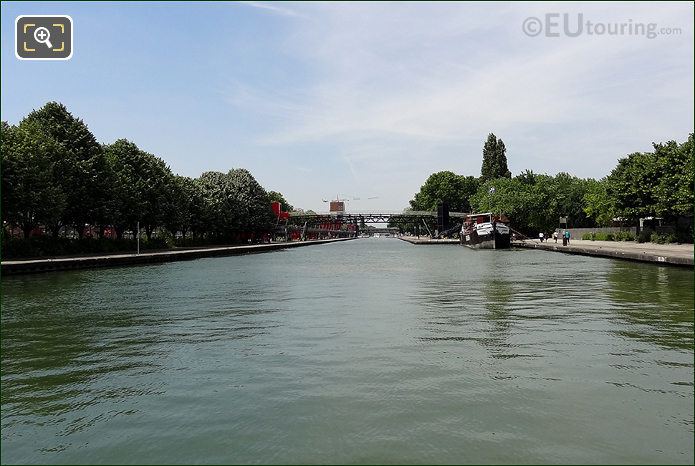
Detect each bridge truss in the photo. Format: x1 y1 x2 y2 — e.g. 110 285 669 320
286 211 467 226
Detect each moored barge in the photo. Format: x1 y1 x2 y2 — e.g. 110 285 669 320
460 212 511 249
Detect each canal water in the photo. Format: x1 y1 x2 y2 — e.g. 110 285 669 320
1 239 693 464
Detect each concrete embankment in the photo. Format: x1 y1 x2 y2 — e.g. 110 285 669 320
399 237 459 245
1 238 356 275
513 239 693 267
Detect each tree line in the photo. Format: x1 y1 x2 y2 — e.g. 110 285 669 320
2 102 293 255
402 132 693 241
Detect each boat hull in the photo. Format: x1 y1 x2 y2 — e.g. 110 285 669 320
461 228 511 249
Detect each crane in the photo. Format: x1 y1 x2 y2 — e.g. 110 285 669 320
322 194 350 203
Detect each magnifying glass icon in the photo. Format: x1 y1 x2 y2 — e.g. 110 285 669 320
33 27 53 49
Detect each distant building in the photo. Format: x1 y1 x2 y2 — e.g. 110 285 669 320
329 201 345 215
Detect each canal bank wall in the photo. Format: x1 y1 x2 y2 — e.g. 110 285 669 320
1 238 356 275
399 235 692 267
513 239 693 268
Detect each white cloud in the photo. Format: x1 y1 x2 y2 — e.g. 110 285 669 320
224 2 694 210
237 1 305 18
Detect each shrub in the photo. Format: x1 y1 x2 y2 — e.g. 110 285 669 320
582 232 594 240
638 230 652 243
592 232 615 241
650 232 671 244
614 231 636 241
663 233 677 244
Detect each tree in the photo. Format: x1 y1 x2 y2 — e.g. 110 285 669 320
194 169 274 239
584 178 616 226
162 175 193 239
470 178 535 233
545 172 593 229
652 134 694 218
197 171 240 237
471 173 594 235
516 169 538 185
606 151 660 221
104 139 175 240
409 171 479 212
480 133 511 182
606 134 693 223
268 191 294 212
1 121 66 238
19 102 109 236
226 169 275 234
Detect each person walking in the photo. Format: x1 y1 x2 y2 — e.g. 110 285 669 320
553 230 558 243
539 232 545 242
564 229 571 245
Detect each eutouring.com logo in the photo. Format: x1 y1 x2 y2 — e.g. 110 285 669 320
522 13 682 39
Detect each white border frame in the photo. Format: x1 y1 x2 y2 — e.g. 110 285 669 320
15 15 73 61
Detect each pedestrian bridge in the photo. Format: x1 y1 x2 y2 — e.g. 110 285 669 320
287 211 468 225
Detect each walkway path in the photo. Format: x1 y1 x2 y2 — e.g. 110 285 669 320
513 238 693 267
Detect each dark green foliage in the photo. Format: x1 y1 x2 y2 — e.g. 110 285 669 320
637 229 652 243
19 102 110 234
592 232 615 241
226 168 275 233
606 134 694 221
1 121 66 238
104 139 176 240
480 133 511 182
650 232 677 244
409 171 479 212
583 179 616 226
195 169 274 239
2 103 288 258
470 173 594 235
614 231 636 241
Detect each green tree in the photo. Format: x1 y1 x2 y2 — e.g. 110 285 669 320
104 139 175 240
606 151 660 221
516 169 538 185
606 134 693 223
583 178 615 226
197 171 242 237
652 134 694 218
162 175 196 240
471 173 594 234
546 172 593 229
187 177 212 239
19 102 110 236
480 133 511 182
1 122 66 238
471 178 535 232
227 169 275 234
409 171 479 212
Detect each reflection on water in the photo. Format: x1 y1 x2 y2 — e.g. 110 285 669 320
2 240 693 464
606 261 694 350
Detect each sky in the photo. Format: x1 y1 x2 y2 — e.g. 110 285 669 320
2 1 693 213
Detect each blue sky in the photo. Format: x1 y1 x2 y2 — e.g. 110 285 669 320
2 1 693 212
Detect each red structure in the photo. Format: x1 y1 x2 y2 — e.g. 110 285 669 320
271 201 290 221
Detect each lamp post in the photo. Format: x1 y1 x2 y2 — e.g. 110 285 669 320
136 221 140 255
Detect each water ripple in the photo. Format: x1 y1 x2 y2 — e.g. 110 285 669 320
1 239 693 464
